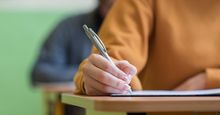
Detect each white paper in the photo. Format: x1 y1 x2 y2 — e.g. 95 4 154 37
112 88 220 97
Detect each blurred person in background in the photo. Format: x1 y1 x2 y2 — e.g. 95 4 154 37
32 0 115 85
31 0 115 115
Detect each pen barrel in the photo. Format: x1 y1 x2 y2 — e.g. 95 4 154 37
102 52 133 94
101 52 115 66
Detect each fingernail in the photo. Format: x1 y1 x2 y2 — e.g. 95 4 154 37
124 67 136 76
125 77 130 84
127 74 132 83
126 84 131 91
129 70 136 76
122 84 130 90
119 82 126 89
124 74 132 84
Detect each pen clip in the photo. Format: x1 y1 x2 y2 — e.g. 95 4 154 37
83 25 93 38
89 29 107 52
83 24 108 54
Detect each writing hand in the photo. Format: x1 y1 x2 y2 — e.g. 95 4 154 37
82 54 137 95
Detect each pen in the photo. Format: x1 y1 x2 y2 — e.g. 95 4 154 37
83 24 132 94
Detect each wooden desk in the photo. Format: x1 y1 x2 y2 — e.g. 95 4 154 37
39 82 74 93
39 82 74 115
62 93 220 115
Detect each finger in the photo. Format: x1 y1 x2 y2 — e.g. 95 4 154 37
88 54 128 82
85 74 125 94
83 62 130 90
115 60 137 76
84 80 105 95
115 60 137 82
85 85 104 95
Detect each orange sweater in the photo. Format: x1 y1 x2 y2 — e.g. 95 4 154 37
74 0 220 114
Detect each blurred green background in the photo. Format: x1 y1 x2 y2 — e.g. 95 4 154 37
0 1 96 115
0 11 68 115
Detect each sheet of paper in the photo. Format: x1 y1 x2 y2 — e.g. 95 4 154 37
112 88 220 97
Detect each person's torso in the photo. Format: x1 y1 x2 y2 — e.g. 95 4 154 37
140 0 220 90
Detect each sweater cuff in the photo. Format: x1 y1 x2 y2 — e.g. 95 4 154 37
205 68 220 89
130 75 143 90
73 61 87 95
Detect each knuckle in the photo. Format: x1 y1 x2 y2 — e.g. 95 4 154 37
99 72 108 81
130 66 137 75
88 54 96 61
115 72 124 79
115 81 122 88
103 62 111 71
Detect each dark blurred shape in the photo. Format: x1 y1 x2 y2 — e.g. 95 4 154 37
31 10 100 84
31 0 115 85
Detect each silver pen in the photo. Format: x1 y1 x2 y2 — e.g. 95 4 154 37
83 24 132 94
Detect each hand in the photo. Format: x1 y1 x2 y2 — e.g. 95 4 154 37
174 72 206 91
82 54 137 95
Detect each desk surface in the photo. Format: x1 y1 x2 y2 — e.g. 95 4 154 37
62 93 220 112
38 82 75 93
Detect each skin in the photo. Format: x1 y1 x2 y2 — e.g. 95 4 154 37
83 54 137 95
175 72 206 90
